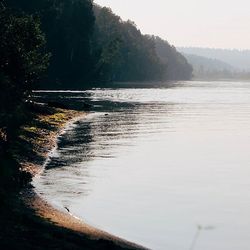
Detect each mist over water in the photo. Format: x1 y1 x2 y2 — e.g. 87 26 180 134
34 81 250 250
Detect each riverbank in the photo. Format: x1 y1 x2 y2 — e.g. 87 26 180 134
0 104 148 250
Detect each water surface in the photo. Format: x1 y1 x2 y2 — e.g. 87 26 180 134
34 81 250 250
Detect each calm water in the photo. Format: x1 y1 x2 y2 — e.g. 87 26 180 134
34 81 250 250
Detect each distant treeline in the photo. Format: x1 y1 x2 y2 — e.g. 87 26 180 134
182 53 250 81
3 0 192 90
178 47 250 71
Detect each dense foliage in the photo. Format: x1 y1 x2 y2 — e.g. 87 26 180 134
153 36 193 80
0 8 49 139
6 0 95 89
5 1 192 89
93 6 192 83
0 6 49 186
93 6 164 82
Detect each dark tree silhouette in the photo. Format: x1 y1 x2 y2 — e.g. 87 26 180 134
6 0 95 89
0 8 49 142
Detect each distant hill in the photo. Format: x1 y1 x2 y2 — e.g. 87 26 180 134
182 53 237 80
178 47 250 71
184 53 235 72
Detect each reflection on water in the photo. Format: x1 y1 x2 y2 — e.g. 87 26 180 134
34 81 250 250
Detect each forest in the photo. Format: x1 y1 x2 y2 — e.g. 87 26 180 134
2 0 192 89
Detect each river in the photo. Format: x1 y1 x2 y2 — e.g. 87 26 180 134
34 81 250 250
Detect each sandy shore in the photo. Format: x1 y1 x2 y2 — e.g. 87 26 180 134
21 107 148 250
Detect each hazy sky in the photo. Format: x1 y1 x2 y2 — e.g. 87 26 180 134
94 0 250 49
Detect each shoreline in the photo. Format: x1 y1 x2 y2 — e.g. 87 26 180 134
20 107 148 250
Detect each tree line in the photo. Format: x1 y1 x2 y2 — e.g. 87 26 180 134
3 0 192 89
92 5 192 83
